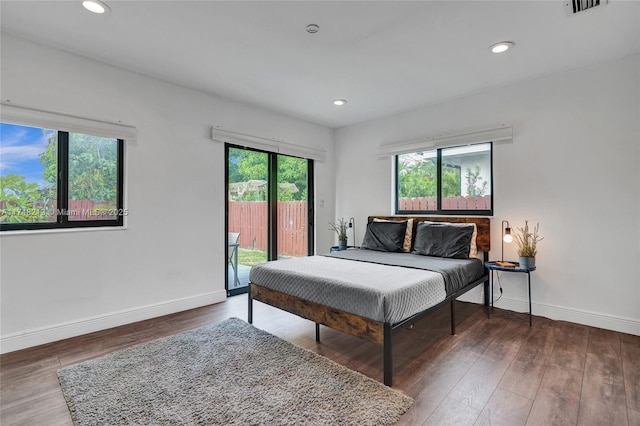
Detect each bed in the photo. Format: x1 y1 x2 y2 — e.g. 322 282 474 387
248 216 490 386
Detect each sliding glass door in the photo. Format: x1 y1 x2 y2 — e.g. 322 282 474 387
227 147 269 296
226 145 313 296
276 154 311 260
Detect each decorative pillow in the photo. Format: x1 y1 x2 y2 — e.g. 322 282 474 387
469 224 478 258
373 218 414 252
442 222 478 258
412 221 475 259
361 221 408 252
412 221 478 258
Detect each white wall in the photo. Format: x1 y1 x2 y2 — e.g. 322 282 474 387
0 35 336 352
335 55 640 335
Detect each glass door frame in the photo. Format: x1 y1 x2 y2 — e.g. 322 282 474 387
225 143 315 296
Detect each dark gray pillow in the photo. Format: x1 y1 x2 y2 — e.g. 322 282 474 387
361 221 408 252
413 222 474 259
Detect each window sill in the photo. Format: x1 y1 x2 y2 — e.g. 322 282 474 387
0 225 127 237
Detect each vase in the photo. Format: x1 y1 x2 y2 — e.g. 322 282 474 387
338 239 347 250
519 256 535 269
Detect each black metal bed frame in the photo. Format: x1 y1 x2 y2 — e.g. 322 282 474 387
248 254 489 387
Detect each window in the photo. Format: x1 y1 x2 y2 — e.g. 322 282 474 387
396 142 492 215
1 122 125 231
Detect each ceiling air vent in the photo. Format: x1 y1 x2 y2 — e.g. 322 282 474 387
565 0 607 16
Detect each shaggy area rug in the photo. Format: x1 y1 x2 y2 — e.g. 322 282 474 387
58 318 413 425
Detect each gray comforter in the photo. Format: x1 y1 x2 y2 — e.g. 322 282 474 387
249 250 484 324
324 249 484 296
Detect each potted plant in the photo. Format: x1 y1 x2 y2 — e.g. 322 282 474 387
514 220 543 268
329 218 348 250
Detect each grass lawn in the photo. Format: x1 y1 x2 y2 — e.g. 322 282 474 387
238 248 267 267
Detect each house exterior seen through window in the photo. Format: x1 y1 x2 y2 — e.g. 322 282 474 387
396 142 492 215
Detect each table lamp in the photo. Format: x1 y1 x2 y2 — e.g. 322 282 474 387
496 220 516 267
349 217 356 248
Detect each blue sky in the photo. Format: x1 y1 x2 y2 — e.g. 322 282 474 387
0 123 55 188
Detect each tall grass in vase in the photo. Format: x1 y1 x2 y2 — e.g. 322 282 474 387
514 220 543 268
329 218 349 250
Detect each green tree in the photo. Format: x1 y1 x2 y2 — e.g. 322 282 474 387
442 165 461 197
68 134 118 201
228 148 308 201
277 155 307 201
40 133 118 202
0 174 52 223
398 158 437 198
228 149 268 184
398 159 463 198
465 164 487 196
2 130 118 224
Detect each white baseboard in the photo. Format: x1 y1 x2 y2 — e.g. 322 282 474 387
458 288 640 336
0 290 227 354
3 289 637 354
494 296 640 335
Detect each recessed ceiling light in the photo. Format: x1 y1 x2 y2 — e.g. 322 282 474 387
490 41 514 53
306 24 319 34
82 0 110 14
333 99 347 106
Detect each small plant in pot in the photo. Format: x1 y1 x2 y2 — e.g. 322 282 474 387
329 218 348 250
514 220 543 269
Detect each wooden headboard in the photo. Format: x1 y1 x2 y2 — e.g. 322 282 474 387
368 216 490 253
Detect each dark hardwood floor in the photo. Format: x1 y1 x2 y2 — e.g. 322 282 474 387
2 295 639 425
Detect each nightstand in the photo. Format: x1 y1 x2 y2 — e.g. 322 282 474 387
485 261 536 326
330 246 359 253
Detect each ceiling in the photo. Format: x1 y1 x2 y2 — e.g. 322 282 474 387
1 1 639 129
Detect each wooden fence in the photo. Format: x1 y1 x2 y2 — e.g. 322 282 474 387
229 197 490 257
228 201 308 257
398 195 491 211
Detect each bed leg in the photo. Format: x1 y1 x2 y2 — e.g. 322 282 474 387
248 284 253 324
315 323 320 342
450 298 456 335
484 279 490 306
384 323 393 387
